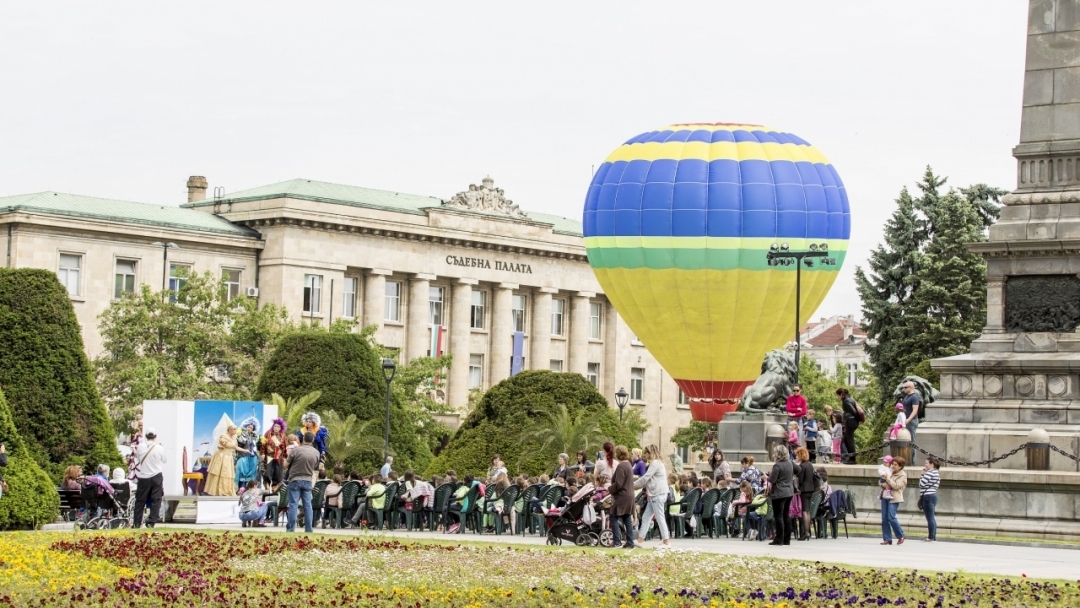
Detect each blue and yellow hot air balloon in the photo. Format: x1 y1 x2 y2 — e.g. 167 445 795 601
583 123 850 420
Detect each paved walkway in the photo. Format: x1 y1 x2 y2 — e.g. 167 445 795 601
155 523 1080 580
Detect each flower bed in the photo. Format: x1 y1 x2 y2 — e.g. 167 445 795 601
0 531 1071 606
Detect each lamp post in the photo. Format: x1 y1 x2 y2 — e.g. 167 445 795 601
615 387 629 422
765 242 837 384
152 241 179 291
381 357 397 463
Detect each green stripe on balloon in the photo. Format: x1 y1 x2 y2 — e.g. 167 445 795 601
585 247 848 271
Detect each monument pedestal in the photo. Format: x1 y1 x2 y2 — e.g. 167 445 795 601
716 412 787 464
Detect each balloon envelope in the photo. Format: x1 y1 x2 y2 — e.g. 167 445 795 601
582 123 850 403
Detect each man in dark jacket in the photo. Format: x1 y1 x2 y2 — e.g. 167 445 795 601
609 445 636 549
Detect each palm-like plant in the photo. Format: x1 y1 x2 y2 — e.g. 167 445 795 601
321 410 386 469
519 403 608 463
268 390 323 432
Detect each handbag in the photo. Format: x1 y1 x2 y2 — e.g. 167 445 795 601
854 401 867 424
788 493 803 518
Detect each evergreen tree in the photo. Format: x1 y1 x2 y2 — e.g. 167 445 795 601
0 387 59 528
0 269 120 481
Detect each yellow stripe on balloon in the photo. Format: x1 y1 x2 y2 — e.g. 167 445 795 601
591 267 839 383
603 141 831 164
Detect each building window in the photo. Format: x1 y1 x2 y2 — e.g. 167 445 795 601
429 286 445 326
587 362 600 388
114 260 136 298
469 354 483 388
676 443 690 468
343 277 358 318
169 264 190 297
630 367 644 400
385 281 402 321
58 253 82 296
848 363 859 386
222 269 241 302
678 388 688 405
631 333 643 346
470 290 485 329
589 302 602 339
512 295 527 333
551 298 565 336
550 359 563 372
303 274 322 314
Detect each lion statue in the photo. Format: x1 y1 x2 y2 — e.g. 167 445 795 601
890 376 939 407
740 349 799 412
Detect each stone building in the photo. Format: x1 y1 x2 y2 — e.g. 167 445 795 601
799 314 869 386
0 175 693 456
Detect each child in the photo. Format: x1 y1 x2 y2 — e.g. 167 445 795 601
830 412 844 464
888 402 907 440
787 421 800 460
818 425 833 463
878 455 895 500
803 411 819 462
238 480 268 527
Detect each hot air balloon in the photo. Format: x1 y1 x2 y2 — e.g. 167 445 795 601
582 123 850 422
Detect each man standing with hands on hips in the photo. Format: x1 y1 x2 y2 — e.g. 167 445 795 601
901 381 921 441
285 432 320 533
133 427 167 528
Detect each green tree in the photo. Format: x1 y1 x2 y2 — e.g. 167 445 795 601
0 269 120 480
321 411 385 470
855 167 1003 398
670 421 713 460
518 403 608 465
95 270 292 432
0 387 59 528
425 370 640 477
255 331 430 474
268 390 323 433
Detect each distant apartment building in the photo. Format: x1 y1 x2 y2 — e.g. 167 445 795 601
799 314 869 386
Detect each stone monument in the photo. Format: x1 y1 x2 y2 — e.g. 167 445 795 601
923 0 1080 470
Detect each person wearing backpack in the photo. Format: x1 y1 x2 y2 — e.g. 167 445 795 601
836 388 861 464
900 381 922 441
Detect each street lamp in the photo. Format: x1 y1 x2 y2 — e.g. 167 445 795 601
765 243 837 383
614 387 629 422
381 357 397 463
152 242 179 292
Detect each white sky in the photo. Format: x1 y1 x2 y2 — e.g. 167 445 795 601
0 2 1028 320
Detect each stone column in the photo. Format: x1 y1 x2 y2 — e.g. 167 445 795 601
448 279 476 411
489 283 517 386
985 276 1006 334
406 274 436 362
602 299 619 399
362 269 392 342
530 288 557 371
569 292 595 377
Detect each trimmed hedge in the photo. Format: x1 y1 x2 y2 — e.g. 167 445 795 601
0 269 120 482
0 387 59 529
255 332 430 474
424 370 639 477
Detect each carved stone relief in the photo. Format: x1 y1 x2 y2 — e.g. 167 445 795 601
1016 375 1035 397
1048 375 1068 398
1004 275 1080 333
443 176 527 218
952 374 973 397
984 375 1003 396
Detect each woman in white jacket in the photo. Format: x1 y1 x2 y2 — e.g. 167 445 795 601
634 444 671 547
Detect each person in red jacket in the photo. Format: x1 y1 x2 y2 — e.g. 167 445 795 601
785 384 808 446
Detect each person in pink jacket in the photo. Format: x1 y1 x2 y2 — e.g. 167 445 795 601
785 384 808 445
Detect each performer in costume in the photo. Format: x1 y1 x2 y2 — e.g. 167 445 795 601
235 417 260 490
205 425 240 496
261 418 288 492
297 412 329 482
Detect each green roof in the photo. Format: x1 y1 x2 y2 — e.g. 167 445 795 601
0 192 258 237
192 178 584 237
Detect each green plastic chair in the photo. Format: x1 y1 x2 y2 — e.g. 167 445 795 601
378 482 400 530
515 484 540 536
431 483 456 531
493 485 520 535
697 488 721 538
532 485 565 534
325 481 360 529
669 487 701 538
306 480 329 529
269 485 289 526
449 484 481 533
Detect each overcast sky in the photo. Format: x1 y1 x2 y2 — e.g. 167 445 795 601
0 2 1028 320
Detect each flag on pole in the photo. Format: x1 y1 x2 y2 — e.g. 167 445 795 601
511 331 525 376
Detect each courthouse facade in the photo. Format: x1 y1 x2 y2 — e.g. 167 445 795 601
0 175 693 458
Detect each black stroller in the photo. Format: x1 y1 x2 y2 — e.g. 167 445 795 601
546 488 603 546
77 480 131 530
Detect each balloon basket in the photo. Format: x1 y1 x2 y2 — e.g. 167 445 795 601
689 399 740 423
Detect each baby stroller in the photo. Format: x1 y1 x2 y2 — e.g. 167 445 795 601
546 488 600 546
77 479 130 530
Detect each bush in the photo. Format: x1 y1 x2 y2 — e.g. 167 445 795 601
0 269 120 481
0 387 59 529
255 332 430 474
425 370 639 477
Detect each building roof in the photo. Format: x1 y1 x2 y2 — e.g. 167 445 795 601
188 178 585 237
0 191 258 238
802 315 867 347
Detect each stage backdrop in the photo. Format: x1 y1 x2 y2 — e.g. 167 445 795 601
143 400 277 497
